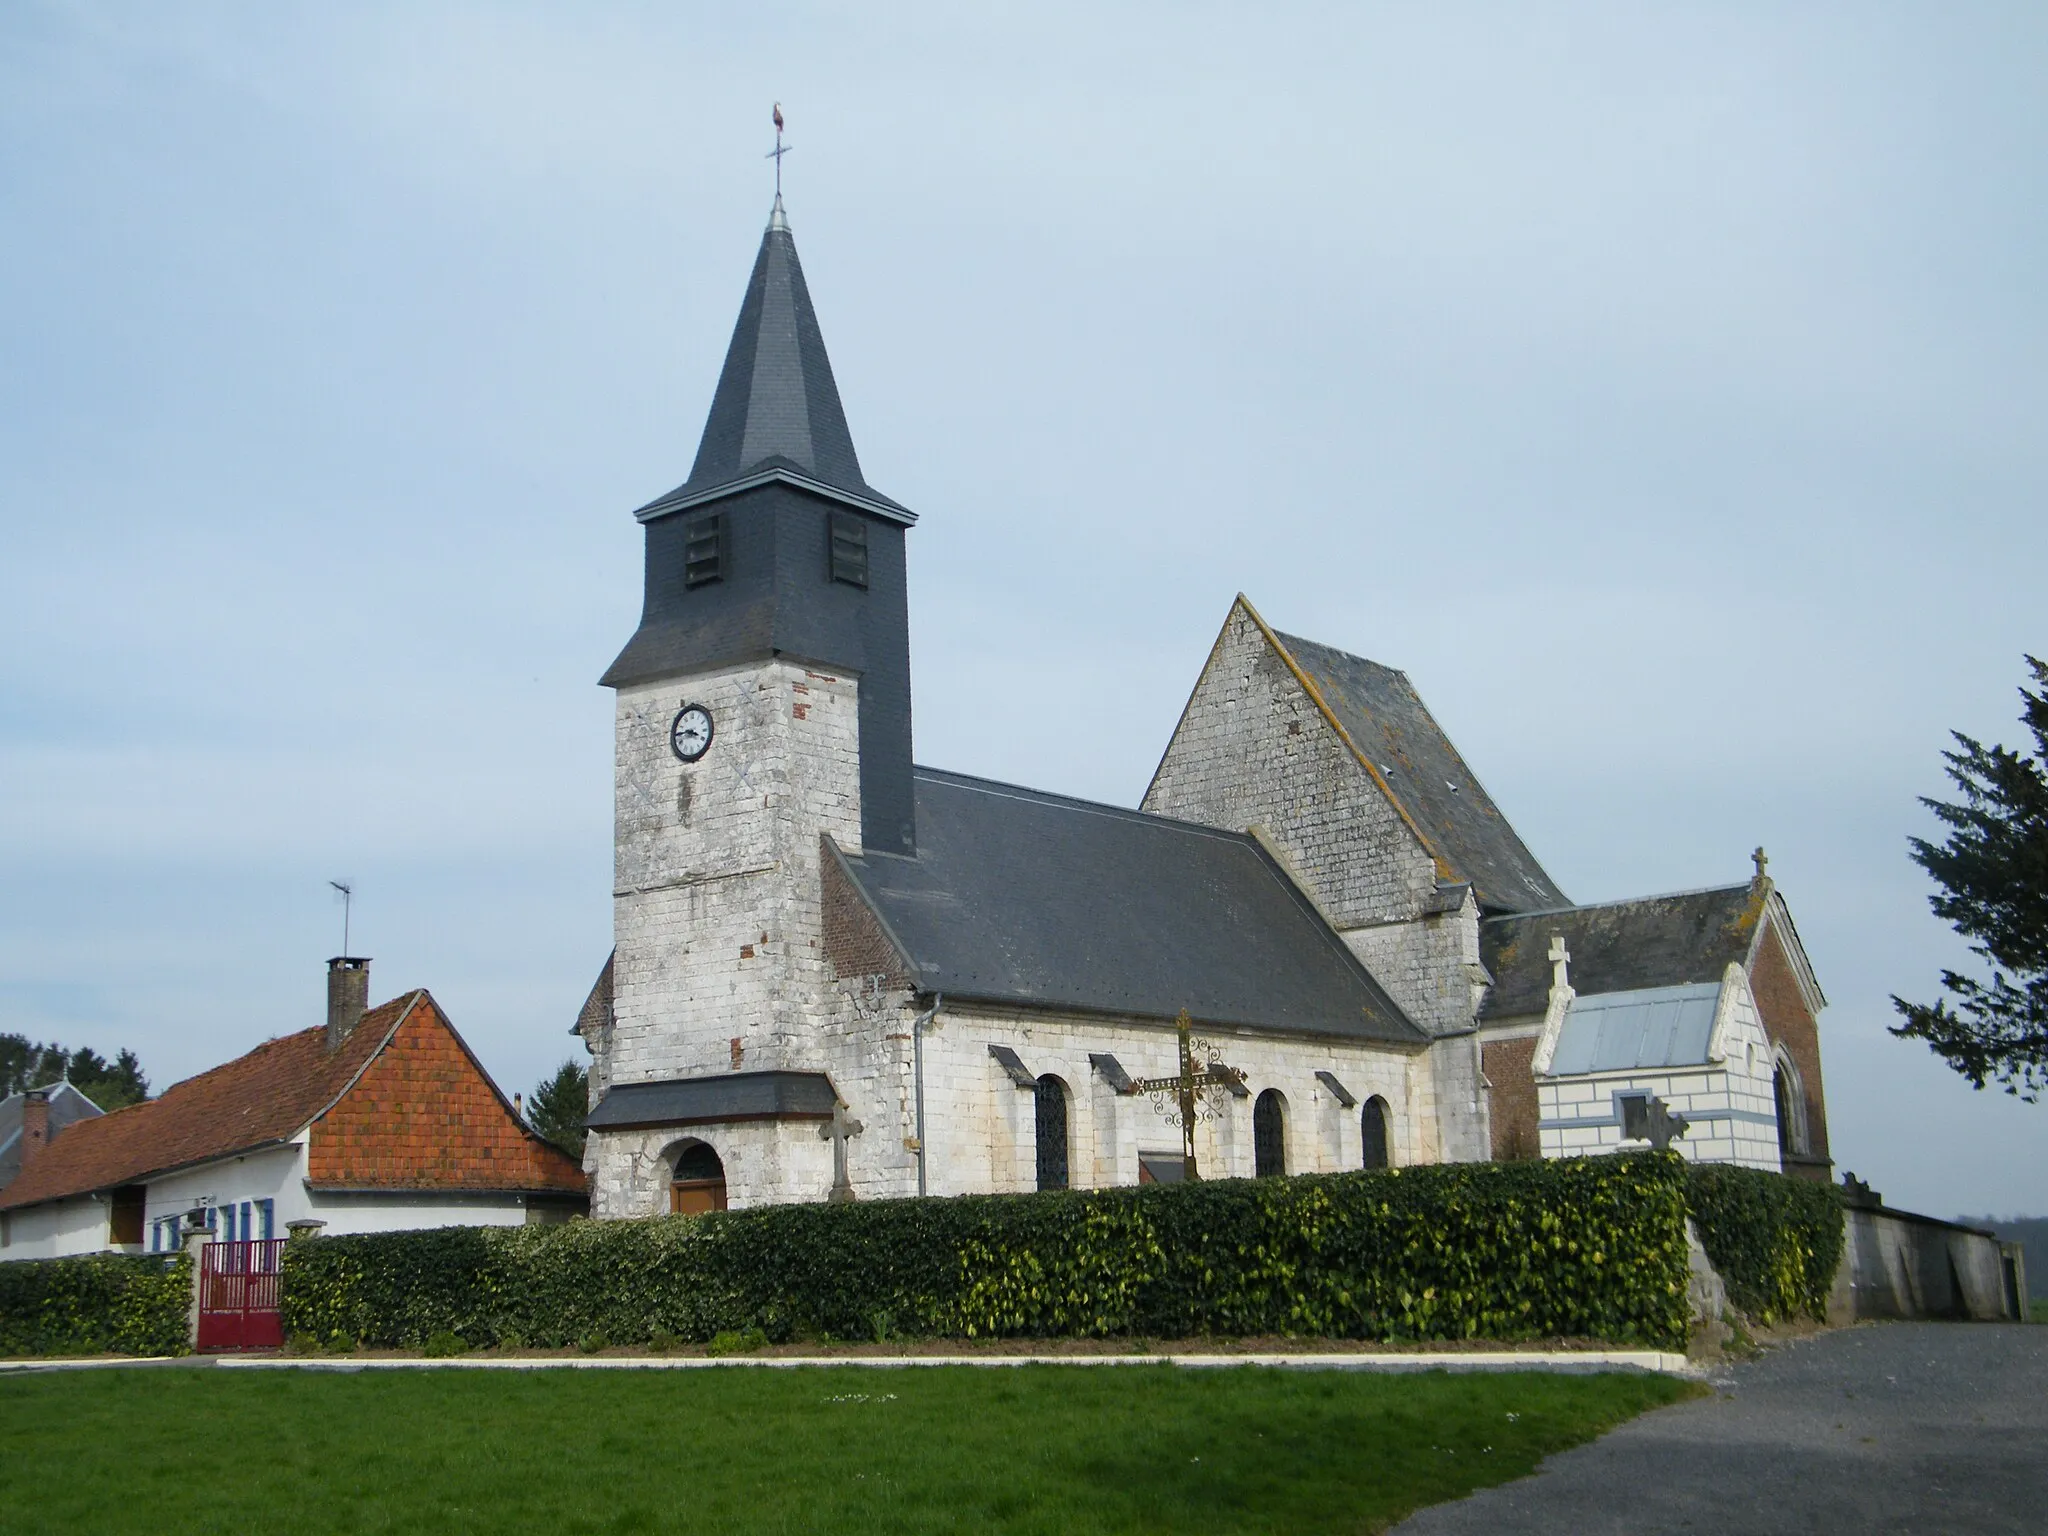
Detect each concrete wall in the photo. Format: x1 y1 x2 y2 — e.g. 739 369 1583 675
1830 1206 2030 1323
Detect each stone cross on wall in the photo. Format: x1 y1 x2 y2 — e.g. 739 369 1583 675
820 1101 863 1203
1548 935 1571 994
1643 1096 1690 1151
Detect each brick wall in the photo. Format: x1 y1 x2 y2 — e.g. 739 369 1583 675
308 998 585 1192
1482 1034 1541 1160
821 835 910 986
1750 915 1831 1170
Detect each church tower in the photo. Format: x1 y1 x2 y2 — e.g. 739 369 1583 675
586 196 917 1215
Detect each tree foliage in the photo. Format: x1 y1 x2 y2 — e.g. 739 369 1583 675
1892 655 2048 1099
527 1058 589 1161
0 1036 150 1110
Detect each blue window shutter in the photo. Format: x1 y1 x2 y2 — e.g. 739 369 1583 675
241 1202 252 1241
258 1200 274 1241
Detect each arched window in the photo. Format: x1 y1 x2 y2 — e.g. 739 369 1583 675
1034 1075 1070 1191
1253 1090 1287 1178
1362 1096 1391 1170
1773 1054 1807 1157
669 1139 727 1215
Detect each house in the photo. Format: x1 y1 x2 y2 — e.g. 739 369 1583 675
0 1082 102 1193
568 193 1836 1215
0 960 586 1259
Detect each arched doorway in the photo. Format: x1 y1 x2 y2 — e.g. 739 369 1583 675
1253 1090 1287 1178
1362 1096 1390 1170
1035 1075 1070 1191
669 1139 728 1215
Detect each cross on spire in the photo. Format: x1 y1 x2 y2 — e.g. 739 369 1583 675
767 102 790 196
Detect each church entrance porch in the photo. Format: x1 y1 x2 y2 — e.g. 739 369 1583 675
668 1140 727 1215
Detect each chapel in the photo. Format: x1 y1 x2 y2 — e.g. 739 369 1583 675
572 197 1833 1216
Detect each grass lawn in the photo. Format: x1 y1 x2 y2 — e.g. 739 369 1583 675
0 1364 1695 1535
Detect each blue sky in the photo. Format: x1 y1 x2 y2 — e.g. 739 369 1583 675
3 3 2043 1216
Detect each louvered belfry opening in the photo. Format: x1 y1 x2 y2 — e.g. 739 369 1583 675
682 513 726 588
1034 1076 1069 1192
828 511 868 588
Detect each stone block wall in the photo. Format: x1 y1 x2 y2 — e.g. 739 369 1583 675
1143 601 1439 932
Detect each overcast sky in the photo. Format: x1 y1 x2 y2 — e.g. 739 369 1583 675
3 4 2043 1217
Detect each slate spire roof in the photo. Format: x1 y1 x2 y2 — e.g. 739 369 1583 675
632 196 912 526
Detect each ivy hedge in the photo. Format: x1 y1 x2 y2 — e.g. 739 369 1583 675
282 1153 1695 1351
1684 1162 1844 1323
0 1251 191 1358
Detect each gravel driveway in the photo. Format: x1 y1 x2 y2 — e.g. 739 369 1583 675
1392 1323 2047 1535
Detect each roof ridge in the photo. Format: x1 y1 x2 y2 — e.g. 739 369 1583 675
911 765 1256 843
1482 882 1753 923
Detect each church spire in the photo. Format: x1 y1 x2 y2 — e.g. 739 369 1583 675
632 197 911 526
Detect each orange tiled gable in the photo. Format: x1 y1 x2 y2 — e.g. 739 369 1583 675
307 994 586 1194
0 994 414 1212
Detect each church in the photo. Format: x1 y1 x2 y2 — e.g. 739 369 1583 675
572 196 1833 1217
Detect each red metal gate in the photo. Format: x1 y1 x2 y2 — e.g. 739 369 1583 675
197 1239 286 1352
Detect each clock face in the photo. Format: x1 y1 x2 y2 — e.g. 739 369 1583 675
669 704 714 763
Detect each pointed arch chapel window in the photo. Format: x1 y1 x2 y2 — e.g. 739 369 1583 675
1035 1076 1070 1191
1254 1090 1286 1178
1774 1058 1806 1156
1362 1096 1390 1170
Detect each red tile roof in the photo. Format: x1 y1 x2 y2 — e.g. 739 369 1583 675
0 991 584 1210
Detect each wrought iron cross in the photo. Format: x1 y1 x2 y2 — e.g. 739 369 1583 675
1130 1009 1244 1182
767 102 790 195
820 1099 862 1203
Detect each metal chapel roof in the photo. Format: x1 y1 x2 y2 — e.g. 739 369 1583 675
834 768 1428 1044
631 195 912 526
1547 982 1725 1074
1271 629 1569 915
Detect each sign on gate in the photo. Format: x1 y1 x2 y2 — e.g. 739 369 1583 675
197 1239 287 1352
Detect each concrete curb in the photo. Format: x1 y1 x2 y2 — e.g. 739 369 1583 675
200 1348 1693 1375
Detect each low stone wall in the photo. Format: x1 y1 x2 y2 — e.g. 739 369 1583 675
1829 1205 2028 1323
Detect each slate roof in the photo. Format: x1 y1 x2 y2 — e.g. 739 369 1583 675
1272 629 1568 915
0 1082 102 1192
585 1071 838 1131
834 768 1428 1043
631 197 912 526
1480 883 1766 1021
0 992 584 1211
1548 983 1724 1074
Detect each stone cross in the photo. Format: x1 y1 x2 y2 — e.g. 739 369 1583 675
820 1101 863 1203
1643 1096 1690 1151
1548 935 1571 994
1752 846 1769 883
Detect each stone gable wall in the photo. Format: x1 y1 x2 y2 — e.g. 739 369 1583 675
1142 603 1439 930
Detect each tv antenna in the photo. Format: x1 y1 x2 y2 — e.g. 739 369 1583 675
329 880 354 955
767 102 790 196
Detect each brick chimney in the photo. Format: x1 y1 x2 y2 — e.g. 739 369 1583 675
19 1089 51 1170
326 957 371 1049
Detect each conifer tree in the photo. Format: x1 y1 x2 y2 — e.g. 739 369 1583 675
1892 655 2048 1099
528 1058 589 1160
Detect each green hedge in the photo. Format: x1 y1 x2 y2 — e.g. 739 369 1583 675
283 1153 1694 1351
0 1251 191 1358
1684 1163 1844 1324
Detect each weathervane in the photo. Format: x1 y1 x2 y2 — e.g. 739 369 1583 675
767 102 790 195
